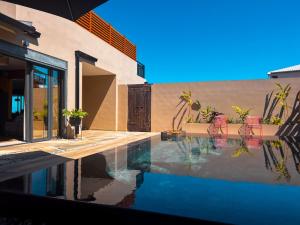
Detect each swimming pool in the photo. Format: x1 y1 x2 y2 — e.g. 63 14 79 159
0 135 300 225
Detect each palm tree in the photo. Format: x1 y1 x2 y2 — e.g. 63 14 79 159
173 91 201 131
193 100 201 123
179 90 193 123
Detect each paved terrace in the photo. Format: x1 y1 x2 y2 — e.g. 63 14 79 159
0 130 159 181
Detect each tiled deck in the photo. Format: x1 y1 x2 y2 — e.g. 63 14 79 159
0 130 159 181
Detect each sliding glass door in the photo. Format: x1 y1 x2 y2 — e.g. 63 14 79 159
29 64 63 141
52 70 62 138
32 65 49 139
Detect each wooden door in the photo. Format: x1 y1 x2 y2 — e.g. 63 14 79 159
128 84 151 132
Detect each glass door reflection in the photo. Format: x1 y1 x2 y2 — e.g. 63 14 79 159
52 70 61 138
32 65 49 140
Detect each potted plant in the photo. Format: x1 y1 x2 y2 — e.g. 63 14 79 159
200 105 218 123
232 105 251 123
62 108 88 127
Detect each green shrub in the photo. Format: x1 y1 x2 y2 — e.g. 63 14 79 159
200 106 217 123
232 105 251 122
275 83 291 118
62 108 88 119
262 118 271 124
270 116 283 125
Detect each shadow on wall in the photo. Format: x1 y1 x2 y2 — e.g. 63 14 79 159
172 100 188 132
263 84 292 123
263 90 279 121
262 83 300 137
277 91 300 137
172 91 201 132
82 75 115 130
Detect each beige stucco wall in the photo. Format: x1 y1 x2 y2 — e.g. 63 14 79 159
0 1 145 132
117 85 128 131
0 1 16 18
151 78 300 132
7 2 144 107
82 75 117 130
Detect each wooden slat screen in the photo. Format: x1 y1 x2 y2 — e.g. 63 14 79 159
76 11 137 61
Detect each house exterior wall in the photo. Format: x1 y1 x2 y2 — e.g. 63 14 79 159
0 1 16 19
151 78 300 132
269 71 300 79
12 3 144 107
117 85 128 131
82 75 117 131
0 1 145 133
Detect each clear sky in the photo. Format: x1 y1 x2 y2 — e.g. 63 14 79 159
95 0 300 83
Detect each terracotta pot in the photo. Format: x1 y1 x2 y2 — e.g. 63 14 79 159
182 123 279 136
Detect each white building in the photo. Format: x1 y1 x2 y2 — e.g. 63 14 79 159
268 64 300 79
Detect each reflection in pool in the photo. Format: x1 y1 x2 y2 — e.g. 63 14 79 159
0 135 300 224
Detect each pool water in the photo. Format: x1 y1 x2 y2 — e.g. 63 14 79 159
0 135 300 225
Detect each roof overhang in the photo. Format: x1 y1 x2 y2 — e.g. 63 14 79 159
1 0 108 21
75 50 98 64
268 64 300 75
268 71 300 76
0 12 40 39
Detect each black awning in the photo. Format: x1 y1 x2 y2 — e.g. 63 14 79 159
1 0 108 21
0 13 40 38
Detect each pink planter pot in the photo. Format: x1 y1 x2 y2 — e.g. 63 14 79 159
182 123 279 137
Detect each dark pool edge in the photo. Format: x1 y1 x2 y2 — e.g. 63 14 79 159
0 190 229 225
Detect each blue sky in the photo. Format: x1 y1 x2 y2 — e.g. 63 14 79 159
95 0 300 83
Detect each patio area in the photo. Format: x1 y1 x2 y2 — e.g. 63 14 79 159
0 130 158 181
